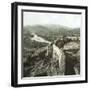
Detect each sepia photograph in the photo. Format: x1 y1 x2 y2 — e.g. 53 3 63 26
22 11 81 77
11 2 87 87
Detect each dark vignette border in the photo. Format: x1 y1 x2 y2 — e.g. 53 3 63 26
11 2 88 87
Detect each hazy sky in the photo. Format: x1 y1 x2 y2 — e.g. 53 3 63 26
23 12 81 28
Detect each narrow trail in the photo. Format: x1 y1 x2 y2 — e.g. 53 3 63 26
31 33 65 73
31 33 51 44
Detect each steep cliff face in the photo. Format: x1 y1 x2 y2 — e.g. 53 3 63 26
52 44 65 75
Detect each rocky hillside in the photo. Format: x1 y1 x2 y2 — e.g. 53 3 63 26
22 25 80 77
